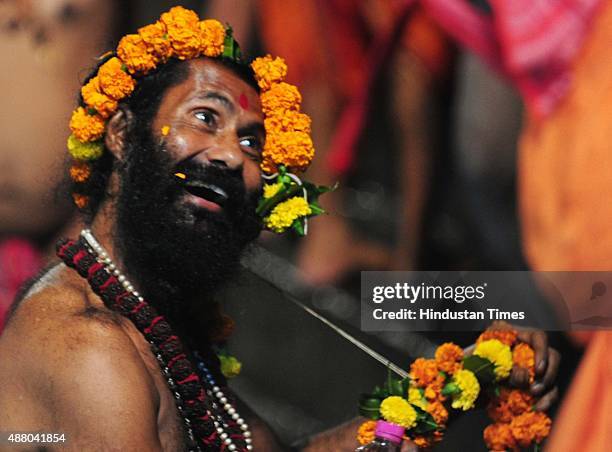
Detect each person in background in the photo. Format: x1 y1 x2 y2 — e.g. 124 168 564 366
0 0 130 330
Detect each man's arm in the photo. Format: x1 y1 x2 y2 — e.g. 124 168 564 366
1 312 163 452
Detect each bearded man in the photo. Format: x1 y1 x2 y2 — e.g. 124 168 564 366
0 7 560 452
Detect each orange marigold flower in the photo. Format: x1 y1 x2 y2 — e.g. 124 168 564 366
98 57 136 100
161 6 201 60
81 77 118 118
264 111 311 134
70 162 92 183
251 55 288 91
261 131 314 173
412 436 433 449
69 107 106 142
510 411 551 447
410 358 440 388
138 21 172 61
434 343 464 374
478 323 518 346
199 19 225 57
72 193 89 209
483 423 518 452
426 401 448 425
260 82 302 116
356 420 377 445
423 374 446 402
487 389 533 423
513 342 536 382
117 34 157 74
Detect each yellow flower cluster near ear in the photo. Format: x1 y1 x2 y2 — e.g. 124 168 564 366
474 339 513 380
264 197 311 233
263 182 283 199
450 369 480 410
251 55 314 174
379 396 417 429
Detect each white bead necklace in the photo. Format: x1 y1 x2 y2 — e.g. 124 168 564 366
80 229 252 451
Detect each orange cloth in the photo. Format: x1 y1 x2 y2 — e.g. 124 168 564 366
544 332 612 452
519 0 612 271
518 2 612 451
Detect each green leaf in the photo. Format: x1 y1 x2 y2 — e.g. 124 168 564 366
292 219 305 236
358 395 382 420
401 377 411 395
371 386 388 399
388 378 404 397
308 204 326 216
441 382 460 397
463 355 496 384
411 406 439 434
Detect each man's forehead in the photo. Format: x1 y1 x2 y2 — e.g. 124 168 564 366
182 59 262 113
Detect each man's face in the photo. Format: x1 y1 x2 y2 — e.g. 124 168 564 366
151 58 265 206
114 59 265 318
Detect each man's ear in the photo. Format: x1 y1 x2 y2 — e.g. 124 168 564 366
105 108 133 161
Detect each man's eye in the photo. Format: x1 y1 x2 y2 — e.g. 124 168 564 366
194 111 214 125
239 137 263 160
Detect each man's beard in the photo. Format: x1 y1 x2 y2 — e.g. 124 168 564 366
114 126 262 333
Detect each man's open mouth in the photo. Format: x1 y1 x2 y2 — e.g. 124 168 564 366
182 181 229 208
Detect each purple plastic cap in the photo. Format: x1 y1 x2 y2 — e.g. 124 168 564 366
375 420 405 444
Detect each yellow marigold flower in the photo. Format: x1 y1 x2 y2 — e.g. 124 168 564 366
450 369 480 410
69 108 106 143
72 193 89 209
379 396 417 429
435 342 464 374
474 339 513 380
356 420 377 445
117 34 157 74
407 387 427 410
264 111 312 134
138 21 172 60
161 6 201 60
199 19 225 57
81 77 118 118
219 355 242 379
251 55 288 91
261 131 314 173
69 162 92 183
513 342 536 383
98 57 136 100
263 182 283 199
264 197 311 233
260 82 302 116
67 134 104 161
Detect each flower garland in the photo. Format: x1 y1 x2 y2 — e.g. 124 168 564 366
67 6 331 235
357 326 552 450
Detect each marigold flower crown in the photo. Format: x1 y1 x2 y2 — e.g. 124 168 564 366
68 6 332 234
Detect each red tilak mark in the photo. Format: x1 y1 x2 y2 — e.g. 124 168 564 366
239 93 249 110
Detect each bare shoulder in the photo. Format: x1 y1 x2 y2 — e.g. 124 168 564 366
0 264 162 449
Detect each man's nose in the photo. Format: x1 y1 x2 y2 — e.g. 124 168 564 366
201 143 244 170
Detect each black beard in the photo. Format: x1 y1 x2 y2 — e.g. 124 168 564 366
114 126 262 334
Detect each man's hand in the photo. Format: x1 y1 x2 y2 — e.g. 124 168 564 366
509 328 560 411
490 322 560 411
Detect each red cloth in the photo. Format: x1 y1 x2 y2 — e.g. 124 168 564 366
422 0 602 117
0 239 41 331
